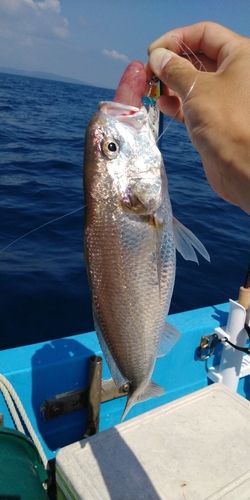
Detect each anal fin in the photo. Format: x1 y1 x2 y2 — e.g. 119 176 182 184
157 322 181 358
93 307 127 388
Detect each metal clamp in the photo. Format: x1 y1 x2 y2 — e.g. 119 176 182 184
198 331 250 361
198 334 220 361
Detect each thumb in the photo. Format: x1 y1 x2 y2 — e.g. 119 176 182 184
149 48 198 100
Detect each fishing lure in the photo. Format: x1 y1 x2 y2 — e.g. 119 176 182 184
142 76 163 147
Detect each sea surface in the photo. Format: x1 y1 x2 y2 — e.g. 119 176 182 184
0 72 249 350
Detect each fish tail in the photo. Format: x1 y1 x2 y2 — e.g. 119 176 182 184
121 381 165 421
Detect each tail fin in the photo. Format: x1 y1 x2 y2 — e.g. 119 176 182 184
121 381 165 421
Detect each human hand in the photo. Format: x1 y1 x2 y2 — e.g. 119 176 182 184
146 22 250 214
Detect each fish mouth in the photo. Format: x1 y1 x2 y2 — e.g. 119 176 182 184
98 101 147 131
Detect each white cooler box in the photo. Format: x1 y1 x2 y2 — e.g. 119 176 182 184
56 384 250 500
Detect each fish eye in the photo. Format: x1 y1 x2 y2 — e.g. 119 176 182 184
101 138 119 159
108 142 116 152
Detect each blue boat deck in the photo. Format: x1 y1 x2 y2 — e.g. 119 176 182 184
1 301 249 462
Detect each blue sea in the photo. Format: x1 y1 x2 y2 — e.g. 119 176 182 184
0 72 249 350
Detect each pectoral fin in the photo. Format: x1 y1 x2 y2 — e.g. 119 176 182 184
173 217 210 263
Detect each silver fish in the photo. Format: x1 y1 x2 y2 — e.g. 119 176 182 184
84 101 209 420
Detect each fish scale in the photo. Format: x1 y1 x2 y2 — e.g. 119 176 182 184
88 211 172 372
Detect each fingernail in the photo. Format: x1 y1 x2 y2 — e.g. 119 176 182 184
149 48 173 74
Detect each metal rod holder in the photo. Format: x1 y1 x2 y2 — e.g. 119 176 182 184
41 357 129 421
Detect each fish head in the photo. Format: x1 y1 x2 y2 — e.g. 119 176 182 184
84 101 167 215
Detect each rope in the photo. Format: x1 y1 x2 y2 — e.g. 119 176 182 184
0 374 49 474
0 379 25 433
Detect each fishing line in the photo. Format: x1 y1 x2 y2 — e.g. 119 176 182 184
155 36 207 144
171 36 207 72
0 205 85 253
2 41 205 255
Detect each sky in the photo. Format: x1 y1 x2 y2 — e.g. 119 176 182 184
0 0 250 89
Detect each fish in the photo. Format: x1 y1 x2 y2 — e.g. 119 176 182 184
83 61 209 420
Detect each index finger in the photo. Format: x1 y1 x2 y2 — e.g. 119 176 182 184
148 21 241 62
